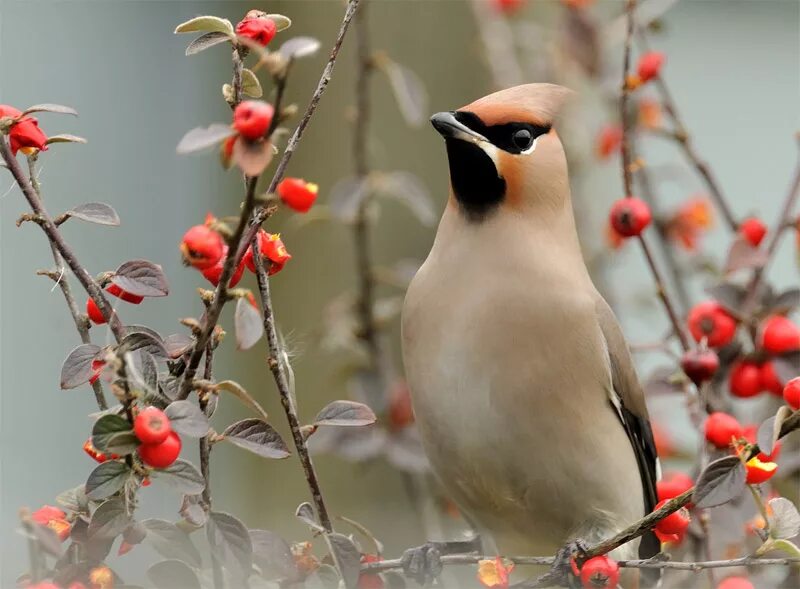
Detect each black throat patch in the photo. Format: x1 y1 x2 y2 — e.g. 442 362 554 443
445 138 506 222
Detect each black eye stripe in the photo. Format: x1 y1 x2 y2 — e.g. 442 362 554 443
453 111 551 154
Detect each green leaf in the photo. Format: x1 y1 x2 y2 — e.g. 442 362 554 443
174 15 234 37
773 539 800 557
66 202 120 226
113 259 169 297
185 31 230 56
60 343 101 389
176 123 236 155
325 533 361 589
264 14 291 31
88 498 131 540
147 559 201 589
45 133 87 145
92 414 139 455
768 497 800 540
241 69 263 98
56 485 88 513
142 519 202 567
231 136 274 177
154 459 205 494
692 455 746 508
165 400 210 438
22 103 78 117
86 460 130 500
313 400 376 427
757 406 792 457
279 37 321 60
295 502 324 533
215 380 270 422
250 529 297 581
207 511 253 580
221 419 290 459
234 297 264 350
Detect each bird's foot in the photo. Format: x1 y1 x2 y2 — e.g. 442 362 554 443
521 538 589 588
401 537 481 586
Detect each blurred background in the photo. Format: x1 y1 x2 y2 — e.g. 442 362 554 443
1 0 798 586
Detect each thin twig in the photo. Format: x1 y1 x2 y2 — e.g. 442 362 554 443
619 0 690 352
252 241 332 533
0 139 125 342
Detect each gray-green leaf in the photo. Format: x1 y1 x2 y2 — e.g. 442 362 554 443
222 419 290 459
86 461 130 500
175 15 234 36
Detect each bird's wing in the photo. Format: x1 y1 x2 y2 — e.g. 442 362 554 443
594 296 661 565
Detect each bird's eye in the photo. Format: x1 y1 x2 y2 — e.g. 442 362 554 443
512 128 533 150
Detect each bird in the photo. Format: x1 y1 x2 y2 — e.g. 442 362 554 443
401 83 660 587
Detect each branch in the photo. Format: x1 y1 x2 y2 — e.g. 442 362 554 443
0 139 126 343
619 0 690 351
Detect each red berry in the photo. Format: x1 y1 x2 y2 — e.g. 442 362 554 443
243 230 292 275
106 283 144 304
235 16 277 46
680 349 719 385
759 361 784 396
745 457 777 485
687 301 737 348
717 577 754 589
729 360 763 398
201 246 245 287
9 116 49 155
493 0 525 13
138 431 181 468
609 197 652 237
388 381 415 431
133 406 171 445
181 224 225 270
358 554 385 589
578 556 619 589
739 217 767 247
783 377 800 410
759 315 800 354
637 51 665 82
704 412 742 449
595 125 623 160
233 100 274 141
742 424 781 462
653 499 691 535
277 178 319 213
657 472 694 502
86 297 107 325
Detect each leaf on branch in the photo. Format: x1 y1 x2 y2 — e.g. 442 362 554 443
65 202 121 226
60 343 101 389
45 134 87 145
120 331 169 360
57 485 88 514
207 511 253 581
88 498 131 540
164 400 210 438
214 380 270 422
164 334 194 359
379 171 436 226
175 15 235 36
723 237 769 275
142 518 203 567
313 400 376 427
325 532 361 589
180 495 207 527
113 259 169 297
692 455 746 508
770 288 800 315
768 497 800 540
185 31 231 55
757 406 792 457
250 529 298 581
86 460 130 500
22 103 78 117
92 414 139 455
241 68 263 98
265 14 292 31
295 502 325 533
221 419 290 459
234 297 264 350
279 37 321 60
706 282 747 315
147 559 201 589
177 123 236 155
154 459 205 495
130 350 159 394
382 60 428 127
232 137 274 177
327 176 368 222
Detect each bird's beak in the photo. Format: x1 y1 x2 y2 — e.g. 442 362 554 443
430 111 489 144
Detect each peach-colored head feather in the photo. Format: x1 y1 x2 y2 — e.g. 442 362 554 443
461 83 574 127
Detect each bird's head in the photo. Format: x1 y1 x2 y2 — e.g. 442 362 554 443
431 83 574 222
